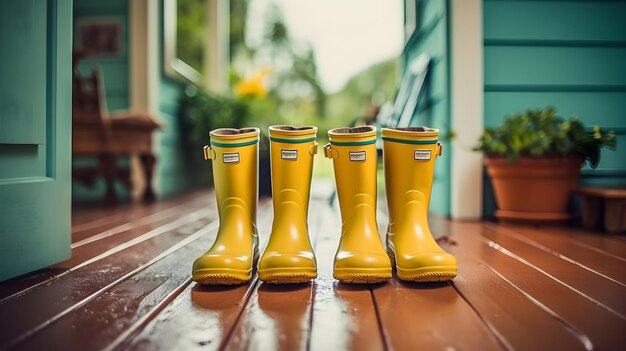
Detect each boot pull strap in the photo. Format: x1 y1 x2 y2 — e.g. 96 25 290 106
323 143 338 159
203 145 216 160
309 141 319 156
436 143 443 157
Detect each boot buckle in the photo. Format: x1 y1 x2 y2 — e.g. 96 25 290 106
309 142 319 156
203 145 216 160
323 143 338 159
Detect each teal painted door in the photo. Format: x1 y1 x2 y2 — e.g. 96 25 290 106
0 0 73 281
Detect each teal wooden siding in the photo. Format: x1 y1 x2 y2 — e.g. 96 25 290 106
73 0 129 112
403 0 451 216
72 0 130 201
158 0 201 197
483 0 626 216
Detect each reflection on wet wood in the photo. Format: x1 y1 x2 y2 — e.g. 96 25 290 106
125 201 273 351
0 187 624 350
309 205 385 351
225 203 319 351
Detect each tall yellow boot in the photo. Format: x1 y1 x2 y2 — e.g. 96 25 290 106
192 128 260 285
258 126 318 284
324 126 392 283
382 127 458 282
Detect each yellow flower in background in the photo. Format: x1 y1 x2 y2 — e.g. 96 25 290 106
235 68 270 97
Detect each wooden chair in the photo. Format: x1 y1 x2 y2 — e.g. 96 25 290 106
72 58 162 205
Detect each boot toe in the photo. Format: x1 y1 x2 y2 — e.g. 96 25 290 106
258 251 317 283
192 253 253 275
259 251 316 270
333 252 392 283
398 251 457 269
395 251 458 282
334 251 392 270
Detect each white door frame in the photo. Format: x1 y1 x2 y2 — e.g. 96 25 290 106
129 0 160 199
450 0 484 219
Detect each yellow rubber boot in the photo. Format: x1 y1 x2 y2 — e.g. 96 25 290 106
382 127 458 282
258 126 319 284
192 128 260 285
324 126 392 283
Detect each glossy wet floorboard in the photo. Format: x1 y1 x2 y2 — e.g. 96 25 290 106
0 186 624 350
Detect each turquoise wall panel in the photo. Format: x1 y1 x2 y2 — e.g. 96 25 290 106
403 0 451 216
484 92 626 128
483 0 626 218
484 1 626 42
73 0 129 112
485 46 626 87
72 0 130 201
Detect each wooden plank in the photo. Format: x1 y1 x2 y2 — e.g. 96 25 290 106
225 281 314 351
0 198 214 302
450 252 588 351
70 191 197 229
122 200 274 350
373 278 503 350
504 224 626 260
497 224 626 284
0 214 213 349
122 281 255 351
12 221 220 350
441 219 626 350
71 196 209 247
308 203 386 351
477 224 626 316
423 216 589 350
72 193 202 242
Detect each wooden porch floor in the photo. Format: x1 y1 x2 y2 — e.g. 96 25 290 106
1 183 625 350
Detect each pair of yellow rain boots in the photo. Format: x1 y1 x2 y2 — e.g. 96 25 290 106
192 126 318 285
324 126 457 283
191 125 457 285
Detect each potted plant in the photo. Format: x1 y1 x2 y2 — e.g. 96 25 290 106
475 107 616 222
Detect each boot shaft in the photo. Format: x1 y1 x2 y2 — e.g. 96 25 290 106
268 125 318 214
381 127 442 220
324 126 378 220
204 128 260 222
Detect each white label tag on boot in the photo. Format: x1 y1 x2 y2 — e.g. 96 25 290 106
414 150 431 161
349 151 366 162
281 149 298 160
222 152 240 164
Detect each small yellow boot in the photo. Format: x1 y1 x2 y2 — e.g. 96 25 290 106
258 126 318 284
382 127 458 282
192 128 260 285
324 126 392 283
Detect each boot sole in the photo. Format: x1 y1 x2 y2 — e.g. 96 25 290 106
334 268 392 284
192 268 252 285
259 267 317 284
387 249 457 282
397 266 458 282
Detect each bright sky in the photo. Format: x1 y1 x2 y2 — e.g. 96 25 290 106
246 0 404 93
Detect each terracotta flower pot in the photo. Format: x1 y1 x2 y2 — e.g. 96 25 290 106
484 156 583 223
